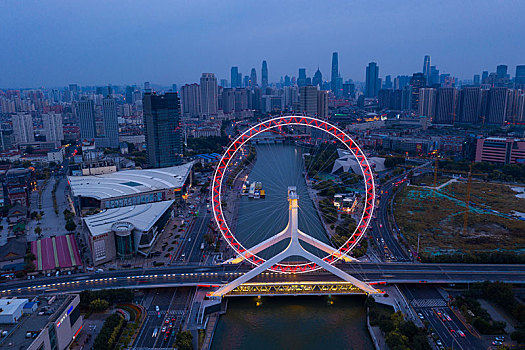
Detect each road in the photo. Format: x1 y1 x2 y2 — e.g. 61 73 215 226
176 202 212 264
2 262 525 296
132 287 194 349
399 284 483 350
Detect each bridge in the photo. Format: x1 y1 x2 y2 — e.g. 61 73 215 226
2 262 524 297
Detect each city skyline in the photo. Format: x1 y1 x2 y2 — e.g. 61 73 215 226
1 0 525 88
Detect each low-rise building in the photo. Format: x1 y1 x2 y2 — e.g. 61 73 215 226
83 200 174 264
475 137 525 164
0 298 28 324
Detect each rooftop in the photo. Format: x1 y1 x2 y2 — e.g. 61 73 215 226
30 235 82 272
0 299 28 317
67 162 192 200
83 200 174 237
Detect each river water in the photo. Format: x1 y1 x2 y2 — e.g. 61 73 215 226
213 144 371 349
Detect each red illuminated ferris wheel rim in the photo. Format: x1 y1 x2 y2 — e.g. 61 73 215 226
211 115 375 273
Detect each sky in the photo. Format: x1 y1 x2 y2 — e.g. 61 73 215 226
1 0 524 88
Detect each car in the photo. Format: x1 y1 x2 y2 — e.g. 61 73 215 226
492 341 502 346
495 336 505 341
443 313 452 321
417 312 424 320
157 312 161 318
172 317 176 322
152 328 158 337
161 326 166 333
436 340 442 346
164 335 169 342
164 319 169 324
155 305 160 312
457 330 465 337
448 327 455 333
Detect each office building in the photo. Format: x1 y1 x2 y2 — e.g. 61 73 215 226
418 88 436 119
298 68 307 87
250 68 257 88
486 87 508 125
423 55 431 85
497 65 508 79
365 62 380 98
331 52 339 93
200 73 218 117
76 99 97 140
312 67 323 88
42 112 64 144
410 73 426 111
143 92 183 167
231 67 240 88
317 90 329 118
180 83 201 118
12 113 34 145
261 60 268 89
434 87 458 124
102 97 119 148
383 75 392 89
475 137 525 164
516 65 525 87
430 66 440 86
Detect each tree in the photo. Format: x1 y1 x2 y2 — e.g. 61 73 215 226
89 298 110 312
65 219 77 233
34 226 42 236
175 331 193 350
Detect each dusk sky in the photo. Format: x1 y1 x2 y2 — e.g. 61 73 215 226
1 0 524 88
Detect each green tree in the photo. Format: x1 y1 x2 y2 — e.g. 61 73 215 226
34 226 42 236
65 219 77 233
175 330 193 350
89 298 110 312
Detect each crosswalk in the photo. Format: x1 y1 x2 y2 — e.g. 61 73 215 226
146 309 185 316
411 298 447 308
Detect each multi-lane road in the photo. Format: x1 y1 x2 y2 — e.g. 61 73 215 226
3 262 524 297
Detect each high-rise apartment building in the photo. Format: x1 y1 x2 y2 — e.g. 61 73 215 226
486 87 508 125
143 92 182 168
76 99 97 140
418 88 436 119
331 52 339 93
200 73 218 117
458 87 482 124
515 65 525 87
299 85 318 116
317 90 329 119
261 61 268 89
423 55 431 85
365 62 380 98
180 83 201 118
102 97 119 148
12 113 34 145
434 87 458 124
42 112 64 145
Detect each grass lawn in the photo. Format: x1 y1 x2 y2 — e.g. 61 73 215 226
394 183 525 255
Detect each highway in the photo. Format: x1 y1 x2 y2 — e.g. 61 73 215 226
175 202 212 264
3 262 524 296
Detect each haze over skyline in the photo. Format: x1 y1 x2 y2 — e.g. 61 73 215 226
1 0 524 88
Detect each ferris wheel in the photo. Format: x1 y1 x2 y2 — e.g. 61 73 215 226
210 115 377 296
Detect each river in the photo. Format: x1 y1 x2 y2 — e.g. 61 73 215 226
212 144 371 349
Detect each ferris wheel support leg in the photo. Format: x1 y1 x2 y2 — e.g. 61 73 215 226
297 230 356 262
224 225 290 264
298 248 378 294
211 249 291 298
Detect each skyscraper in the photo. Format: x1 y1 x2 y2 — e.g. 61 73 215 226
250 68 257 88
12 113 34 145
473 75 481 86
261 61 268 89
231 67 239 88
459 87 482 124
298 68 307 87
482 71 489 84
496 65 508 79
317 90 329 118
42 112 64 145
102 97 119 148
200 73 218 117
434 87 458 124
430 66 440 86
312 67 323 88
299 85 318 116
180 83 201 118
143 92 182 168
409 73 426 111
76 99 97 140
418 88 436 119
515 65 525 86
365 62 380 98
331 52 339 93
423 55 431 85
486 87 508 125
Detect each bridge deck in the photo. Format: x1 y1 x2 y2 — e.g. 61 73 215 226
225 281 374 297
